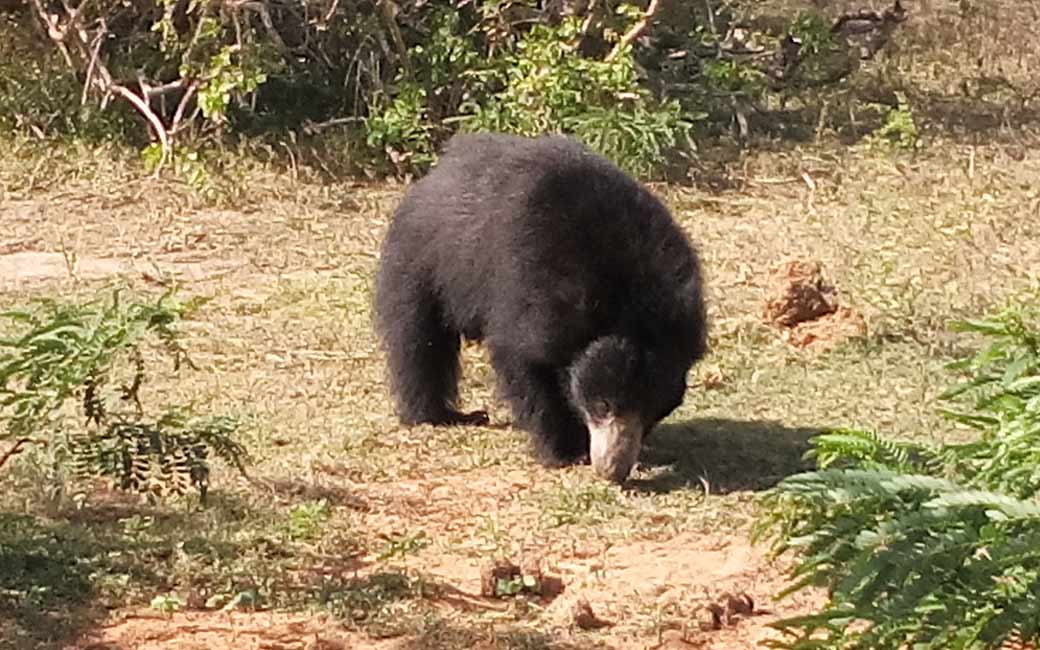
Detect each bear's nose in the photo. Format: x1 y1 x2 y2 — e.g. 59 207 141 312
594 461 635 484
587 412 642 484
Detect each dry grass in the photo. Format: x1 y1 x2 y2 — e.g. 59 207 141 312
2 2 1040 649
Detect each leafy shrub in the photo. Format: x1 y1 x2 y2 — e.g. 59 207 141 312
364 83 437 176
4 0 909 181
365 11 697 178
868 93 920 150
0 13 136 140
460 17 696 179
756 307 1040 650
0 287 248 501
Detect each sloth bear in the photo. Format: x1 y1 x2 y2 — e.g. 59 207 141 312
374 132 708 483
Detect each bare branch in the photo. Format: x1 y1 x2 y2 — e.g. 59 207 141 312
0 438 45 471
378 0 411 78
322 0 341 25
301 115 363 135
80 20 105 106
605 0 660 63
578 0 600 39
27 0 173 175
110 85 172 167
231 0 289 53
170 80 201 135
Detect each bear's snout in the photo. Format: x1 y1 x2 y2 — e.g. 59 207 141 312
587 413 643 483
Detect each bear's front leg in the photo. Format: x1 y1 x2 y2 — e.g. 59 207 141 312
489 347 590 467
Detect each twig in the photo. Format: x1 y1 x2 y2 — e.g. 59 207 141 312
170 80 200 136
27 0 174 176
80 22 105 106
301 116 363 135
579 0 600 36
560 0 601 54
703 0 718 40
233 0 289 53
0 438 45 471
605 0 660 62
322 0 341 24
378 0 411 79
109 85 172 173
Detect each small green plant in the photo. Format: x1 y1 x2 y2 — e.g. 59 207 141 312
702 59 766 96
495 573 540 598
540 480 625 528
142 145 213 194
376 530 431 562
193 45 275 125
869 93 920 150
364 84 436 176
756 306 1040 650
284 499 331 542
119 514 158 543
790 13 836 58
0 287 249 501
150 592 186 616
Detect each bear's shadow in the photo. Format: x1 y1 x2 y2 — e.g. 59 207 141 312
632 418 823 494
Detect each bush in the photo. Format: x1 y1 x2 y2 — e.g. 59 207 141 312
0 13 137 141
457 17 696 179
756 307 1040 650
364 11 697 178
1 1 909 180
0 287 249 502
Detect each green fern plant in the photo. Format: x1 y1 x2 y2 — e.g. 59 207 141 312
0 286 249 500
756 306 1040 650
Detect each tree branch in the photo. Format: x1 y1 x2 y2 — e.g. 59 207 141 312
378 0 411 79
27 0 174 175
0 438 45 471
605 0 660 63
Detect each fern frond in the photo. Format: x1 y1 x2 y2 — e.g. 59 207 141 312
0 287 248 501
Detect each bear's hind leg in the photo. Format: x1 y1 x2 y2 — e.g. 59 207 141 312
490 348 589 466
377 280 487 427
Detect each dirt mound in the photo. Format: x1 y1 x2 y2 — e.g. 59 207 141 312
789 306 868 351
763 260 839 327
763 259 866 350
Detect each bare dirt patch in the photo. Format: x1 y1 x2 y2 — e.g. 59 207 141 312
0 252 124 285
66 534 819 650
538 533 825 650
0 250 249 289
71 611 391 650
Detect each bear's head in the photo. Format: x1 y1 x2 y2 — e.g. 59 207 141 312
567 336 688 483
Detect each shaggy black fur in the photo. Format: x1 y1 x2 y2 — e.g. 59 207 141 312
374 132 708 467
